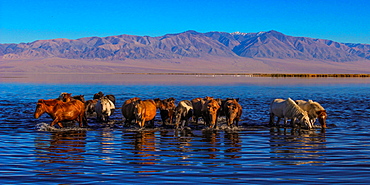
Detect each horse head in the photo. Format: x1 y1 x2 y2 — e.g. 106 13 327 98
133 100 143 120
73 95 85 103
164 98 176 111
101 97 115 116
298 111 313 129
154 98 164 109
62 93 73 102
205 99 221 127
34 100 47 118
93 91 104 100
34 99 60 118
317 110 327 128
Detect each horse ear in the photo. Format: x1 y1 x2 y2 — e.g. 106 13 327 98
235 98 240 102
37 99 44 103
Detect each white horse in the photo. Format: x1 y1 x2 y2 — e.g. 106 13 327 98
95 96 115 122
296 100 327 128
269 98 313 129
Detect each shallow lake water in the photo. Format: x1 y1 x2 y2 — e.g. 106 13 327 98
1 76 370 184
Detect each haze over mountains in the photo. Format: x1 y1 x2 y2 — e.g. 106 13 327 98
1 30 370 74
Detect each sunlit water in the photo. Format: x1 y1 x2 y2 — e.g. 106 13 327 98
1 80 370 184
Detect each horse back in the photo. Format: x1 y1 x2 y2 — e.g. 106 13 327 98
141 100 157 121
270 99 286 117
54 100 85 114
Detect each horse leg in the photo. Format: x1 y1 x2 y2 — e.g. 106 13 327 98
269 113 274 126
194 116 199 129
161 112 167 126
283 118 288 127
226 116 230 127
83 114 88 127
150 120 155 128
51 118 63 128
124 118 131 127
183 119 188 128
140 120 145 128
276 117 280 127
79 113 88 127
169 111 174 125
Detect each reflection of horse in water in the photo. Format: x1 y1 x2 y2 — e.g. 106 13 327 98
224 131 242 159
201 130 220 159
35 131 87 165
268 128 326 165
129 131 157 167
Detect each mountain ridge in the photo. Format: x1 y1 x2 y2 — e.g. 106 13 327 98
1 30 369 62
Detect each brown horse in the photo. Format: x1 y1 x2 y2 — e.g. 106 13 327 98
133 99 157 128
223 99 242 127
34 99 87 128
191 97 205 125
154 97 176 127
85 99 98 117
121 97 141 126
202 97 221 128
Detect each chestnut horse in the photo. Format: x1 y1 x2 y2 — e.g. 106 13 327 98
133 100 157 128
121 97 141 125
191 97 205 126
34 99 87 128
223 99 242 127
202 97 221 128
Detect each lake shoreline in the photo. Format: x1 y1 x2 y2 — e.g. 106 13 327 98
1 72 370 85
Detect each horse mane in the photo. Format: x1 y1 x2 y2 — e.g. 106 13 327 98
284 98 307 118
310 101 325 111
39 99 63 106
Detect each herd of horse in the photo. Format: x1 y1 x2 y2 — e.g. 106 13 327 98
34 92 327 130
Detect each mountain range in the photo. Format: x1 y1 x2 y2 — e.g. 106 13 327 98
1 30 370 74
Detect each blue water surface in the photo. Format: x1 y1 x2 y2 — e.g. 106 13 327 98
0 80 370 184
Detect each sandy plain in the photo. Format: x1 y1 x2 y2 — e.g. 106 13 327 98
1 57 370 85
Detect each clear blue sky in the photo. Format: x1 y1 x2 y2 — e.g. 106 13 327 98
1 0 369 44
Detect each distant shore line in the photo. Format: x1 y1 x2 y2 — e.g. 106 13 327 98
115 73 370 78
